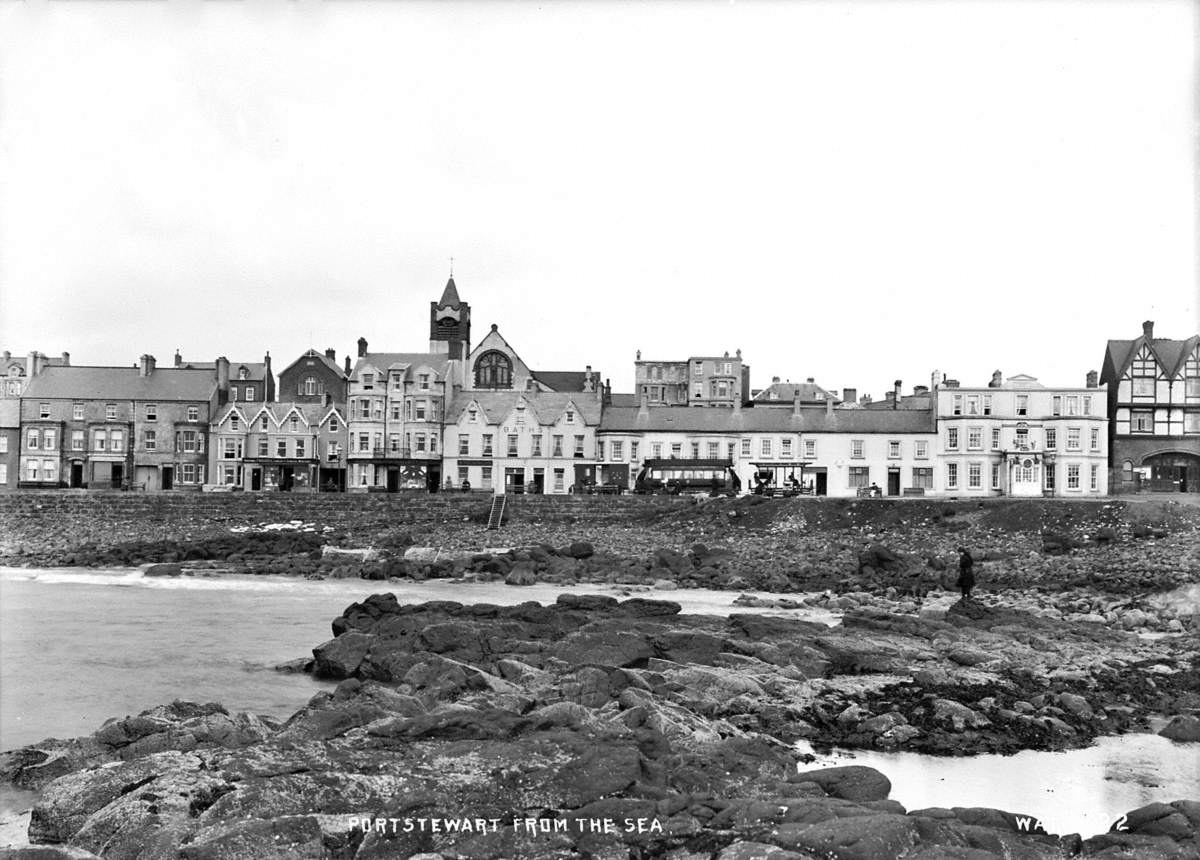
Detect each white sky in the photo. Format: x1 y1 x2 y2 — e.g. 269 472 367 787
1 1 1196 398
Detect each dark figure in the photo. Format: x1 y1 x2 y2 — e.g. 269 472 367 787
461 479 471 492
956 546 975 599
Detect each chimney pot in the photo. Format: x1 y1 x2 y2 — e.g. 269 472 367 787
325 348 336 360
736 348 741 358
1086 370 1099 389
636 349 641 361
62 352 70 365
2 351 8 360
357 337 368 357
825 395 834 416
843 387 857 404
1142 320 1154 340
174 350 182 367
344 356 351 375
772 376 780 384
806 377 814 383
139 354 156 376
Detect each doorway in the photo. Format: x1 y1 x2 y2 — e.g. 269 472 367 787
280 467 294 491
532 468 545 495
70 462 84 488
505 468 525 494
887 469 901 497
250 468 261 491
162 467 174 490
386 468 399 493
815 472 827 496
111 464 124 489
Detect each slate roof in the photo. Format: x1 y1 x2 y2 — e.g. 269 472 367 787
438 277 462 308
862 394 933 410
447 391 603 425
280 349 345 378
599 405 935 434
2 351 70 376
178 359 270 379
353 353 452 377
608 393 640 408
751 381 836 403
1102 333 1200 382
531 370 603 393
22 366 217 402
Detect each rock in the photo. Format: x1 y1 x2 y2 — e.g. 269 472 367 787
504 564 538 586
773 813 919 859
948 647 993 667
932 699 990 732
311 631 372 678
1159 714 1200 742
791 765 892 802
140 562 182 577
1057 693 1093 719
566 541 595 559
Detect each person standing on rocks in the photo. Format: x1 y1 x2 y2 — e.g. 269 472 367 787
956 546 975 600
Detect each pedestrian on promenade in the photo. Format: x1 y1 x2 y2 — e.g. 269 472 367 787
956 546 975 600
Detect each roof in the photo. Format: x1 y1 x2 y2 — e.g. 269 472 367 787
599 405 935 434
280 349 346 378
1102 332 1200 383
531 370 603 393
353 353 451 377
177 359 270 380
608 393 640 408
447 390 603 425
862 394 933 410
751 381 836 403
2 352 70 375
438 277 462 308
22 366 217 402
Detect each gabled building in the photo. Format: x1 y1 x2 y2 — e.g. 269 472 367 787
211 401 346 492
174 351 275 405
751 377 838 406
936 371 1107 498
634 349 749 407
278 348 349 406
2 350 70 491
1100 320 1200 493
19 355 217 490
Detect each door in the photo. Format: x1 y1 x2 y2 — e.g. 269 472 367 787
386 468 399 493
111 464 124 489
281 467 294 491
887 469 901 496
815 473 827 496
505 468 525 494
70 462 84 488
532 469 545 494
250 468 261 491
162 467 174 490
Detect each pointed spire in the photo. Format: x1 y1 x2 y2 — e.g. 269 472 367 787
439 276 461 309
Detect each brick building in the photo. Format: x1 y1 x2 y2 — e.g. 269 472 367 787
1 350 70 491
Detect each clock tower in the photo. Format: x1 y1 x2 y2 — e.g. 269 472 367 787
429 276 471 359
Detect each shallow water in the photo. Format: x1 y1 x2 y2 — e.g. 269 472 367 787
799 735 1200 838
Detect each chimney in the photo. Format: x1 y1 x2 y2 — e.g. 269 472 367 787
771 376 780 384
636 349 641 361
914 385 929 396
736 348 742 359
860 394 873 404
638 393 650 418
1142 320 1154 340
344 355 351 375
806 377 815 383
264 351 272 373
174 350 182 367
216 356 230 390
26 351 42 377
583 366 594 393
843 387 857 404
324 348 336 360
793 393 802 415
357 337 368 357
825 395 834 416
61 352 70 365
138 354 156 377
989 370 1003 388
724 350 729 358
1086 370 1098 389
893 380 902 409
603 377 612 406
944 379 960 389
931 369 940 392
885 391 896 402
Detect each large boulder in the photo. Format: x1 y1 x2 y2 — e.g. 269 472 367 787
791 766 892 802
1159 715 1200 742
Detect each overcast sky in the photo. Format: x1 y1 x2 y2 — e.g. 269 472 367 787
1 1 1196 399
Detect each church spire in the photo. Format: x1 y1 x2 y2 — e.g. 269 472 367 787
439 276 461 309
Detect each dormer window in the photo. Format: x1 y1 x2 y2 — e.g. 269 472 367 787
419 373 430 390
516 406 526 426
468 407 478 423
260 416 269 430
231 416 239 431
239 367 249 380
362 373 375 390
565 409 575 424
290 416 299 432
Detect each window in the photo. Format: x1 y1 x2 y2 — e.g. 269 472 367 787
181 464 197 484
238 367 248 380
223 466 236 485
328 417 339 432
468 408 478 423
418 373 430 390
693 361 703 377
693 383 703 398
39 402 50 418
372 400 383 420
651 442 662 458
947 463 958 489
296 439 306 459
598 441 606 460
507 434 519 457
671 442 682 458
223 439 237 459
968 462 982 488
475 352 513 389
1083 396 1092 415
230 388 238 402
482 434 494 456
416 401 426 421
230 416 239 431
1016 395 1028 416
1015 425 1029 448
362 373 375 389
73 403 83 420
805 439 817 458
952 395 963 416
105 403 117 420
1131 410 1153 433
1052 396 1062 416
992 463 1001 490
276 439 287 457
26 460 39 481
515 406 526 426
71 431 83 451
458 466 469 486
0 437 5 454
990 428 1000 451
553 468 564 491
327 441 340 460
888 440 900 458
613 441 624 460
1090 427 1099 450
982 395 992 416
1067 428 1081 450
848 466 870 488
946 428 959 451
565 409 575 425
1090 465 1099 491
358 433 370 452
574 435 585 457
691 442 700 459
390 403 402 421
187 406 199 422
781 438 793 458
1186 413 1200 434
258 438 268 457
42 429 55 449
850 439 864 459
260 416 269 431
967 395 979 415
1066 396 1078 416
481 465 493 487
391 374 402 391
707 441 720 458
92 430 105 451
459 435 469 455
532 435 543 457
1043 464 1055 490
303 377 318 396
389 434 401 452
27 430 39 450
741 438 752 457
761 438 773 457
289 416 299 432
967 427 982 450
1067 464 1080 489
1045 428 1057 450
912 467 933 489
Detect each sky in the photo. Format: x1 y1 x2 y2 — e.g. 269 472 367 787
1 0 1196 400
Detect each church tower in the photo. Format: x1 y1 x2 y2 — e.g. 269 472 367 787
429 275 471 358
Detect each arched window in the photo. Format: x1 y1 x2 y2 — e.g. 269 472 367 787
1122 459 1134 475
475 351 513 389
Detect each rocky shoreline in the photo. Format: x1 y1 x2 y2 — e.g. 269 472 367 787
2 590 1198 859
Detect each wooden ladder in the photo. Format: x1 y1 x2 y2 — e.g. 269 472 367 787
486 494 506 530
